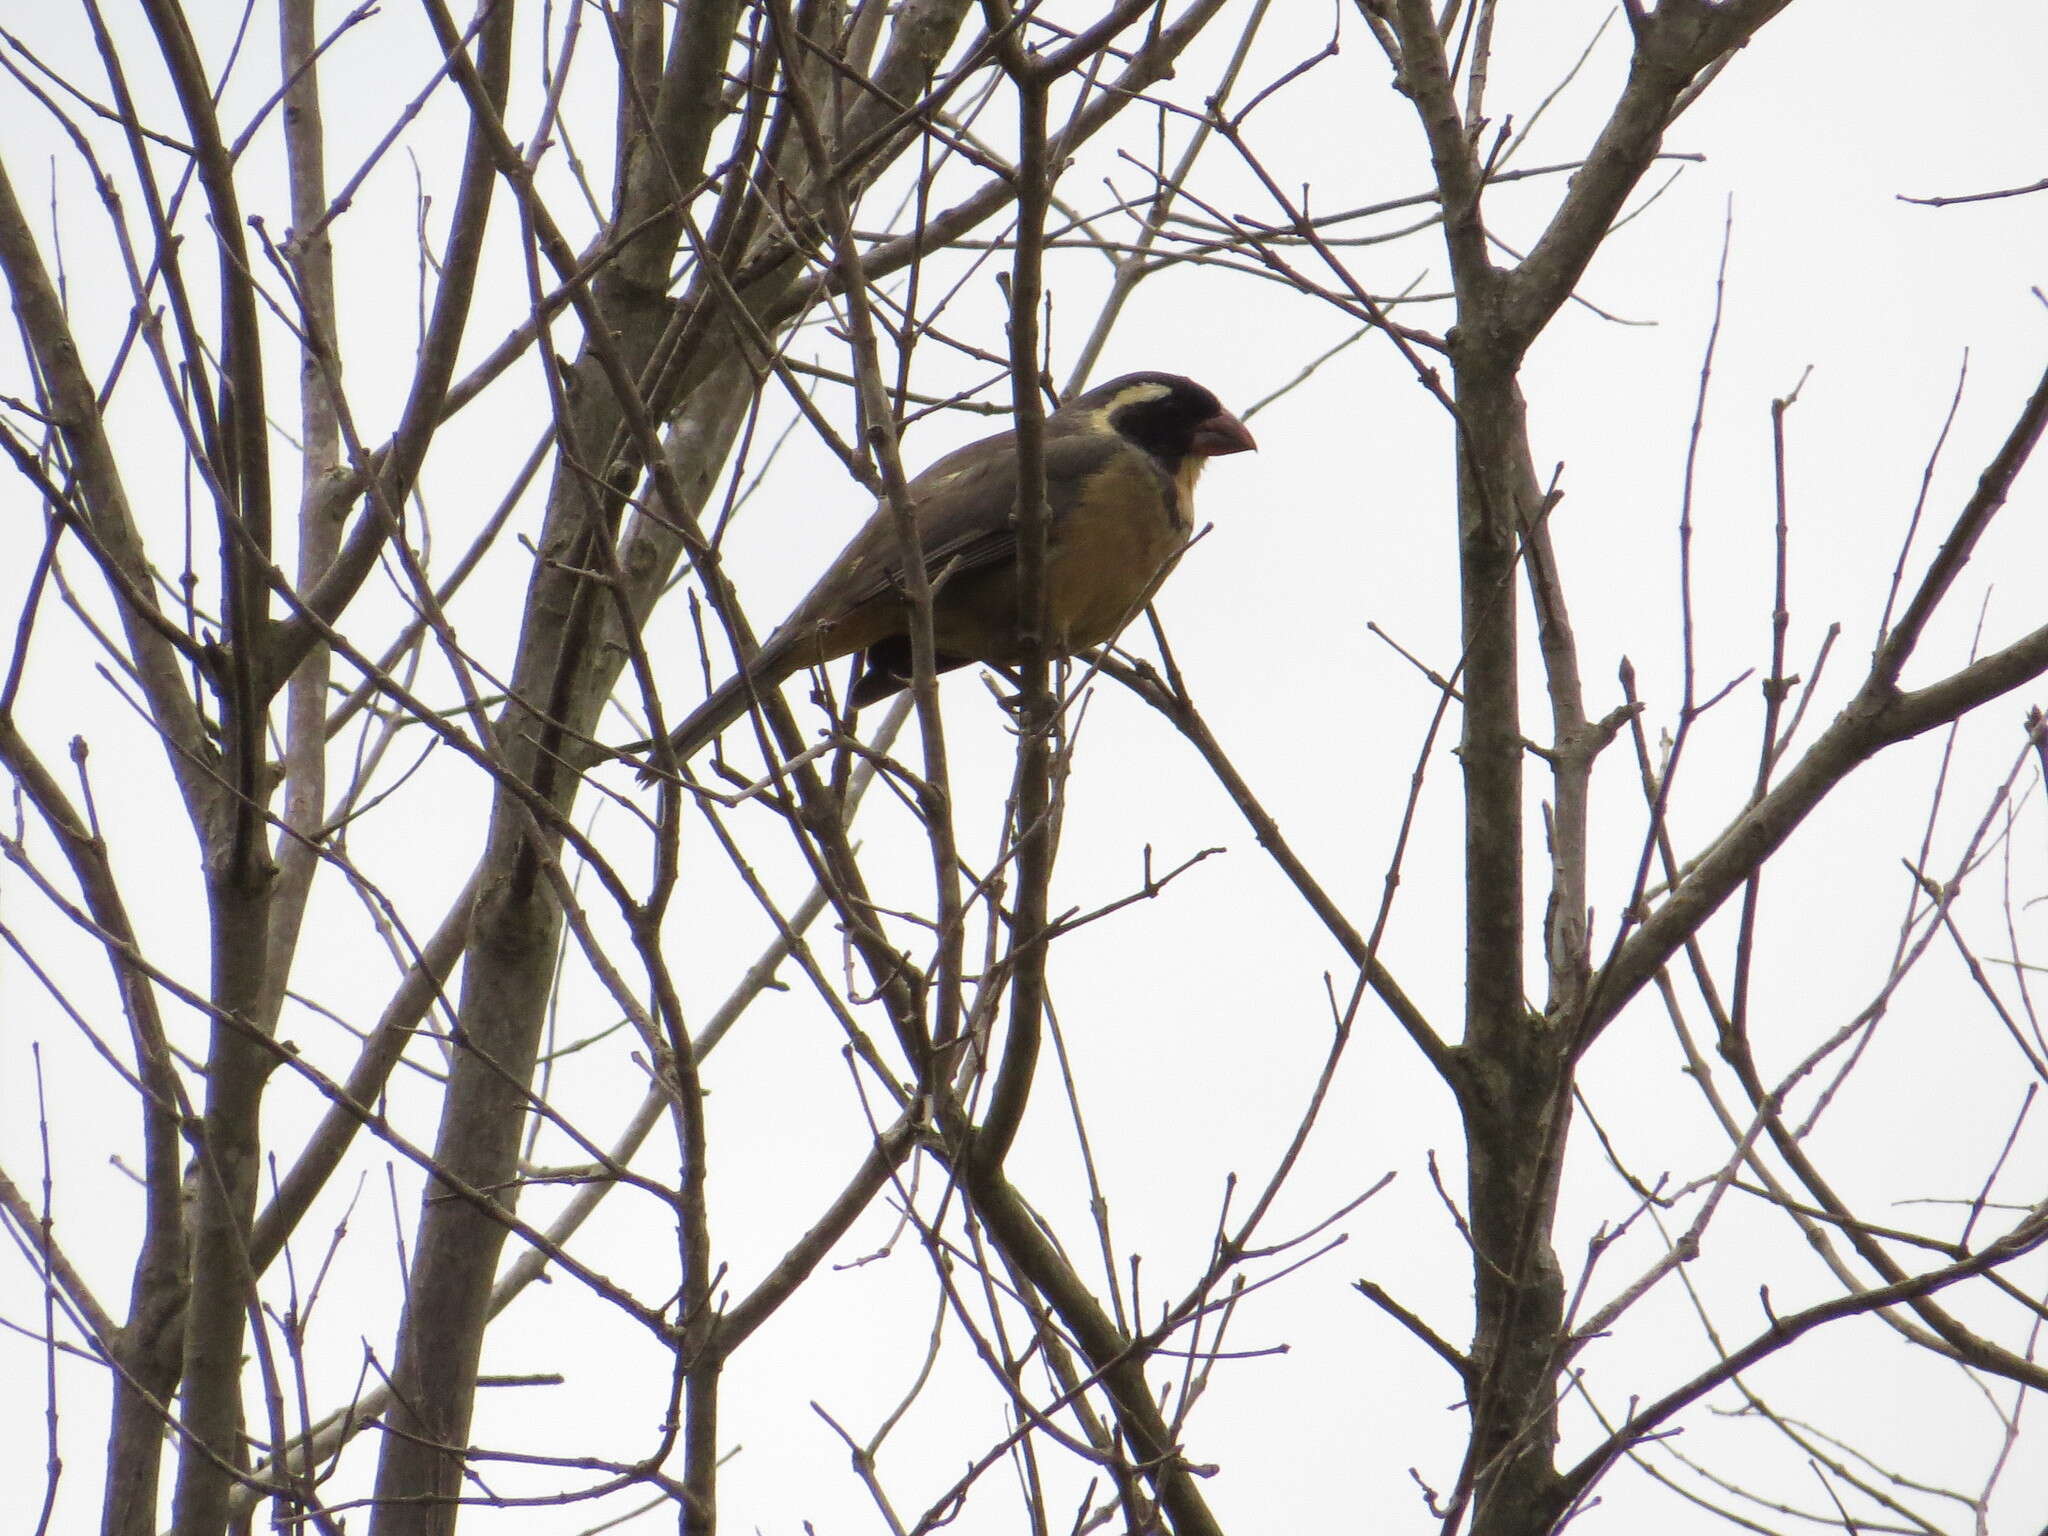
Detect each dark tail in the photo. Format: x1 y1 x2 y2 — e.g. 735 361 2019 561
629 635 808 783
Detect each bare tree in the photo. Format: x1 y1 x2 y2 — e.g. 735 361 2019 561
2 3 2044 1535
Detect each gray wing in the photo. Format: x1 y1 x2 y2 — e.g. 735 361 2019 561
800 427 1122 619
640 418 1122 772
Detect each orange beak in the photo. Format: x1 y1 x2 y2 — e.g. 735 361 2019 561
1189 409 1257 456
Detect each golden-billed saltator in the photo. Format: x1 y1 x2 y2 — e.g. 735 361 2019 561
635 371 1254 778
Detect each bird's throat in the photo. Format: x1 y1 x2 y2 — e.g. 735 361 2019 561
1171 455 1206 531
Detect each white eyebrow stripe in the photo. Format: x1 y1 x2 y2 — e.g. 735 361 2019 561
1081 382 1172 432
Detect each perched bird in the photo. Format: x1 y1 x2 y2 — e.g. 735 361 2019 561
633 371 1255 779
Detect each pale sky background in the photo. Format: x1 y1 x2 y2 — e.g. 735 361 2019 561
4 3 2048 1532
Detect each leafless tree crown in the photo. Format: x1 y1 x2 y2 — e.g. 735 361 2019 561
2 3 2045 1534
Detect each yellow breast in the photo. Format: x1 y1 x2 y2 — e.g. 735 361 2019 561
1045 454 1194 648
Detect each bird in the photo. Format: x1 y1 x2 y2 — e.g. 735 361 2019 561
631 371 1255 780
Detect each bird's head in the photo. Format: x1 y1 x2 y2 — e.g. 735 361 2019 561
1069 372 1257 463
